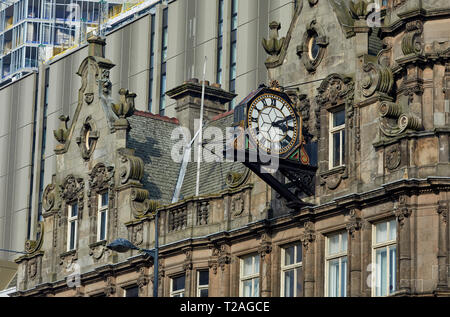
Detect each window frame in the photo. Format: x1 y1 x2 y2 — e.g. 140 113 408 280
97 191 108 242
67 202 78 251
170 274 186 297
371 219 397 297
324 231 348 297
239 253 260 297
328 108 346 169
280 242 303 297
196 269 209 297
123 285 139 297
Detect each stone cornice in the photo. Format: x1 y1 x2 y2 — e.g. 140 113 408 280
166 80 236 104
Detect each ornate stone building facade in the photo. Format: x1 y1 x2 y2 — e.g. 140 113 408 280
12 0 450 297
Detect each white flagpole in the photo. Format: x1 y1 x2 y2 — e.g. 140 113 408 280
195 56 207 196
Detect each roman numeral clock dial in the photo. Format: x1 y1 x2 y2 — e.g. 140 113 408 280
247 93 298 155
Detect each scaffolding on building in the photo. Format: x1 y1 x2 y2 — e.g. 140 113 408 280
0 0 159 87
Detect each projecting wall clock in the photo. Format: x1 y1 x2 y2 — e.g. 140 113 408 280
246 92 299 155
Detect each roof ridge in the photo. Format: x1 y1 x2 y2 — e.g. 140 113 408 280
133 110 179 124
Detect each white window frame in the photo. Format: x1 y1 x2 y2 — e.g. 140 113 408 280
325 231 348 297
329 108 346 169
280 243 303 297
170 275 185 297
239 254 260 297
371 219 397 297
97 192 108 242
67 203 78 251
196 270 209 297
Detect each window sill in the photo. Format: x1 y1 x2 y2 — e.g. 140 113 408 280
89 240 107 249
320 165 346 177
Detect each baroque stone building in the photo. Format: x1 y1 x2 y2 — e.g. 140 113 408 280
11 0 450 297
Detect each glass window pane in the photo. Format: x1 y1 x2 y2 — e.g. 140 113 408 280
376 248 387 296
101 192 108 206
199 289 208 297
243 256 253 276
296 244 302 263
253 278 259 297
389 246 396 294
100 211 106 240
254 255 260 274
284 270 294 297
71 203 78 217
285 246 294 266
243 280 252 297
333 110 345 127
296 267 303 297
70 221 76 250
389 219 397 241
199 270 209 286
376 222 388 244
328 259 339 297
333 132 341 167
126 286 139 297
328 234 339 255
342 129 345 163
341 257 347 297
341 233 348 252
173 275 185 291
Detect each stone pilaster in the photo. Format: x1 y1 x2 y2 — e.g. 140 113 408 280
361 220 372 296
346 209 362 296
394 195 412 294
437 200 449 289
300 221 316 297
258 233 272 297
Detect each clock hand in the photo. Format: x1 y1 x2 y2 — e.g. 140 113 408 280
272 115 294 127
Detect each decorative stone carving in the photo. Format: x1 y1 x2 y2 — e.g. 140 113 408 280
60 175 84 204
100 69 112 96
27 258 38 280
262 21 285 63
300 221 316 250
197 202 209 225
137 267 149 296
53 115 70 145
308 0 318 6
258 233 272 259
231 193 245 217
131 188 159 219
89 242 109 262
111 88 136 129
320 166 348 190
209 244 231 274
361 62 394 98
437 200 448 224
25 222 44 254
401 21 424 56
168 207 187 232
42 182 61 214
84 92 94 105
346 209 362 238
88 163 114 192
118 148 144 185
296 20 328 72
349 0 371 19
104 276 116 296
394 195 411 226
225 168 250 189
131 223 144 246
385 144 401 170
183 248 193 271
379 101 422 137
76 116 99 160
393 0 407 9
316 74 354 107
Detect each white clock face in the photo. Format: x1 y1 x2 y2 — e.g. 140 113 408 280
247 93 298 155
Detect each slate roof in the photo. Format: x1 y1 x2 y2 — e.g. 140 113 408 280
127 110 246 205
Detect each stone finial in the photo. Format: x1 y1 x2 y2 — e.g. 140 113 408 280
262 21 285 62
87 36 106 58
53 115 70 145
349 0 372 19
111 88 136 129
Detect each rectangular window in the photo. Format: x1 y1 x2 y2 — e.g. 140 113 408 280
325 231 348 297
372 219 397 297
281 243 303 297
97 192 108 241
170 275 185 297
216 0 224 85
67 203 78 251
197 270 209 297
124 286 139 297
148 13 155 111
159 7 168 116
229 0 238 110
329 109 345 169
240 254 259 297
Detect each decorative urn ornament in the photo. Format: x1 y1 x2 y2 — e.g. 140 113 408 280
111 88 137 129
